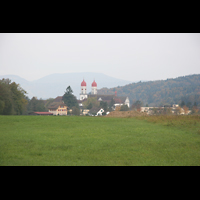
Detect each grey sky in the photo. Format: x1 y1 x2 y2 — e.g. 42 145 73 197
0 33 200 82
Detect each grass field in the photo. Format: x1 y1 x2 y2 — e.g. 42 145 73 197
0 115 200 166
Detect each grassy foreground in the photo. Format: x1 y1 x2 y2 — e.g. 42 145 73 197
0 115 200 166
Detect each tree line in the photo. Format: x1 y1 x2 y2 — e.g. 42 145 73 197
0 79 28 115
98 74 200 107
1 77 200 115
0 78 128 115
0 79 78 115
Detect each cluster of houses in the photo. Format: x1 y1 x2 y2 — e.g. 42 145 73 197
30 79 193 116
29 78 195 116
29 79 130 116
140 104 192 115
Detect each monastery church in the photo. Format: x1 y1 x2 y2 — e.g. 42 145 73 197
79 79 130 108
80 79 97 100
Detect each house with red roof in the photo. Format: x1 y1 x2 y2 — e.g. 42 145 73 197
48 96 68 115
29 112 53 115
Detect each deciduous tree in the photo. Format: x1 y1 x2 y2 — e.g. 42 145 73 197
71 106 80 116
0 78 27 115
82 97 99 109
131 100 142 111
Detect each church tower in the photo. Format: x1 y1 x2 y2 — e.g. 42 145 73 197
80 79 88 100
91 80 97 95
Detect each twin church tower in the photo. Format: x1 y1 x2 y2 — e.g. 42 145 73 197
80 79 97 100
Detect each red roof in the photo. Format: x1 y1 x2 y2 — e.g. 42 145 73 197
92 80 97 87
113 98 122 104
34 112 53 115
81 79 86 86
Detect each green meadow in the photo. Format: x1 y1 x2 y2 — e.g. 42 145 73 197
0 115 200 166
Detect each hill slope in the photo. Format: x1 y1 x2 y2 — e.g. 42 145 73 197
98 74 200 106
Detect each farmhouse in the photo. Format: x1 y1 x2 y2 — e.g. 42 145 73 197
48 96 68 115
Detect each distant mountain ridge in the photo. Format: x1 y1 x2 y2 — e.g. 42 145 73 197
0 73 132 99
98 74 200 106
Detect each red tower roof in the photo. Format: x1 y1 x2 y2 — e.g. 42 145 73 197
81 79 86 86
92 80 97 87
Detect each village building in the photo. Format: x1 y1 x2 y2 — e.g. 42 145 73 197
48 96 68 115
78 79 130 115
88 94 130 108
140 104 192 115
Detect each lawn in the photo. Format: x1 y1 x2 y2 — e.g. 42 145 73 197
0 115 200 166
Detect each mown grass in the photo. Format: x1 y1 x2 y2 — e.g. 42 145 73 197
0 115 200 166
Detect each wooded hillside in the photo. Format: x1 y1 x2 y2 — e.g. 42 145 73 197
98 74 200 107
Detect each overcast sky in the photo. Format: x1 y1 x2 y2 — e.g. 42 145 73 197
0 33 200 82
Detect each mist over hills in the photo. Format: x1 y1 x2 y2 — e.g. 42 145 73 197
0 73 132 99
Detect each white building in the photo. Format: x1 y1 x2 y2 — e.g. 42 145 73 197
96 108 104 116
91 80 97 95
80 79 88 100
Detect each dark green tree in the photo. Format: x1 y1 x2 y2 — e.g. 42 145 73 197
65 86 73 94
27 97 46 113
109 98 115 109
180 100 185 107
71 106 80 116
62 86 79 109
186 102 192 109
87 103 92 109
100 101 108 112
120 105 129 111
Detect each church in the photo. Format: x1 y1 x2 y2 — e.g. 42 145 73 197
80 79 97 100
79 79 130 109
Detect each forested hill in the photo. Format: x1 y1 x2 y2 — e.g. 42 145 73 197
97 74 200 107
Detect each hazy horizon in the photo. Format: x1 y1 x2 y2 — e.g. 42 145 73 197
1 33 200 82
0 71 199 83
